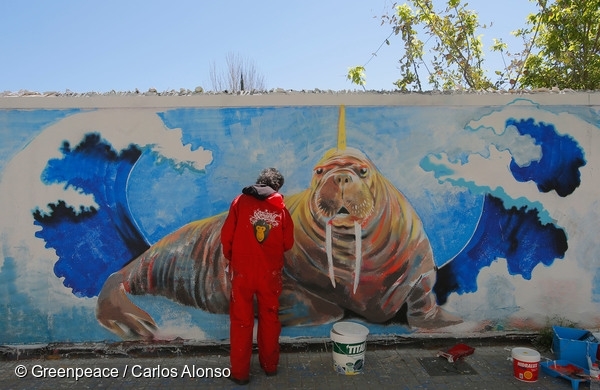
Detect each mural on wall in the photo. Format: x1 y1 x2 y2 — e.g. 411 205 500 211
95 107 463 340
0 97 598 344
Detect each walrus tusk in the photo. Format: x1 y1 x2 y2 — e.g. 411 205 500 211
325 219 363 294
353 220 362 294
326 221 336 288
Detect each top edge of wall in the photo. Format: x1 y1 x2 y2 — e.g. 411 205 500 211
1 90 600 109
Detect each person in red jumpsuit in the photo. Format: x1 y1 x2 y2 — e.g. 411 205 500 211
220 168 295 385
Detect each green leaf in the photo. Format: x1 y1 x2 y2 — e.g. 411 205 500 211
347 66 366 86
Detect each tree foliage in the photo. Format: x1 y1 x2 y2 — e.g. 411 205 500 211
209 52 266 93
348 0 600 91
519 0 600 90
398 0 494 91
350 0 495 91
347 66 367 87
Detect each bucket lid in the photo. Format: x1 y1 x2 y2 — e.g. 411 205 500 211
511 347 540 362
332 321 369 337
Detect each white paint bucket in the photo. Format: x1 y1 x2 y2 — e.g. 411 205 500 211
330 321 369 375
511 347 540 382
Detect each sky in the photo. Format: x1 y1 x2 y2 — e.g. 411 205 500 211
0 0 538 93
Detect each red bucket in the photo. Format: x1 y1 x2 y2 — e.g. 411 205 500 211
511 347 540 382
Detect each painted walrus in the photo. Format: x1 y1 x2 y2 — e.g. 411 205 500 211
95 106 461 339
279 107 460 329
280 146 460 328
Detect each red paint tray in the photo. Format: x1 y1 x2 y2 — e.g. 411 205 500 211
541 360 589 390
436 343 475 363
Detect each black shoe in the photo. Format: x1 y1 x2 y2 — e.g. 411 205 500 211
229 376 249 385
265 370 277 377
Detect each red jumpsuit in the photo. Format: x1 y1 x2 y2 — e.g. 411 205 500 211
220 184 294 380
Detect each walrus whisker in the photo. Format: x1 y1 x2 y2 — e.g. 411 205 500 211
326 221 336 288
353 220 362 294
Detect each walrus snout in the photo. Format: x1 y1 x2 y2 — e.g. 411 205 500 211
314 169 374 227
334 173 352 186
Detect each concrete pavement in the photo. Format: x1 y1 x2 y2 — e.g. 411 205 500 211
0 337 587 389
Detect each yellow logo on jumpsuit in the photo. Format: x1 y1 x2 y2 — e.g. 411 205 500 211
250 209 280 243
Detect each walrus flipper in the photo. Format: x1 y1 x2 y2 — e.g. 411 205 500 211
404 270 462 329
96 272 158 340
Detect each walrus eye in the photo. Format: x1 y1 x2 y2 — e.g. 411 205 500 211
359 167 368 178
315 168 324 175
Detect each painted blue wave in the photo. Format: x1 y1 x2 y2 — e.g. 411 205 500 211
508 118 586 196
434 194 568 304
33 133 149 298
434 117 583 304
